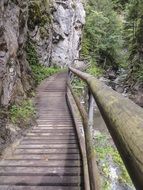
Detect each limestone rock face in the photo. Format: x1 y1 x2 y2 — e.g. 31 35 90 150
0 0 85 107
28 0 85 67
0 0 34 107
51 0 85 67
27 1 53 66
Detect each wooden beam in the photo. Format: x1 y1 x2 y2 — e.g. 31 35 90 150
66 88 90 190
69 67 143 189
68 82 101 190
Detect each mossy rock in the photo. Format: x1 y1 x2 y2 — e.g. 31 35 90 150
28 1 51 31
40 27 49 39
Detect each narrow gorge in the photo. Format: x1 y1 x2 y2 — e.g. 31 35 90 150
0 0 85 151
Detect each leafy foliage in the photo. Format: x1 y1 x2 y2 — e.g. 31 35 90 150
81 0 124 69
82 0 143 86
87 64 104 77
9 100 35 125
124 0 143 83
31 65 60 85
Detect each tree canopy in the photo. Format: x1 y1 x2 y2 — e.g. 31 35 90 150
82 0 143 83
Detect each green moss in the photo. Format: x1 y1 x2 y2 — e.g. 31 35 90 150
40 27 49 39
112 150 132 185
28 0 51 30
9 100 35 126
94 133 133 188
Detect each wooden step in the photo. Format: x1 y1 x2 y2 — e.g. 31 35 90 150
6 154 80 160
0 160 81 167
15 148 80 154
0 176 82 186
0 186 81 190
0 166 81 175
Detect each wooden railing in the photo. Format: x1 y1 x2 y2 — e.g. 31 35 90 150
67 67 143 190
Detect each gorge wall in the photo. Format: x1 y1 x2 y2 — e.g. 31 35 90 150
51 0 85 67
0 0 85 108
0 0 85 149
0 1 34 108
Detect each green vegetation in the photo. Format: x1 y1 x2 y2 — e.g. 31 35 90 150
9 100 35 126
94 132 134 189
123 1 143 84
31 65 60 85
87 64 104 77
26 40 60 85
82 0 124 70
28 0 51 31
82 0 143 84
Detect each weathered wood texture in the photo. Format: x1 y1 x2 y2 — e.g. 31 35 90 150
0 73 83 190
66 87 90 190
69 67 143 190
67 83 101 190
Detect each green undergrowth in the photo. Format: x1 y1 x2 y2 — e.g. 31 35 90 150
72 77 85 97
86 64 104 77
94 132 134 189
26 40 60 85
31 65 60 85
71 64 104 98
9 100 36 126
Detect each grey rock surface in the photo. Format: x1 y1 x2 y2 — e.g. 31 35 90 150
51 0 85 67
0 0 34 107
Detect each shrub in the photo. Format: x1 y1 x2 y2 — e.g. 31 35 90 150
9 100 35 125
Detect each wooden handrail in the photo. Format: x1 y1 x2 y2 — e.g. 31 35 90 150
68 67 143 190
67 82 101 190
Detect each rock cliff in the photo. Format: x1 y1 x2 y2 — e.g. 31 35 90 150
0 0 85 107
0 0 34 107
51 0 85 67
0 0 85 152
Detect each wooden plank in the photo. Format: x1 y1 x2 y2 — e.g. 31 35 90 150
21 139 77 144
23 136 77 140
6 154 80 160
26 132 75 136
0 166 81 175
0 176 82 185
0 186 81 190
15 148 80 154
18 144 78 149
30 129 75 133
33 127 74 130
37 125 74 127
0 160 81 167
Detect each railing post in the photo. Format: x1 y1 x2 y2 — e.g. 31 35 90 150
88 90 94 130
68 68 74 84
86 88 101 190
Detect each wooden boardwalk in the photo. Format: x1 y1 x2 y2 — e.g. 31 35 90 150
0 73 83 190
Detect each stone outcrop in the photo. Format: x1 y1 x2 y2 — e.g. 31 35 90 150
51 0 85 67
28 0 53 66
0 0 85 106
0 0 34 107
0 0 85 151
28 0 85 67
